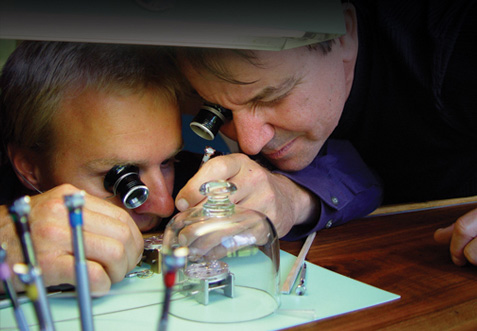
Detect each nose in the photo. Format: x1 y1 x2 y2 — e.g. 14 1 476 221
229 110 274 155
133 168 175 218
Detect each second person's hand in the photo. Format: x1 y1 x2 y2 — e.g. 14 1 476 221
175 153 319 238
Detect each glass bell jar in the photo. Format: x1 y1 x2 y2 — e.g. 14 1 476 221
162 180 280 323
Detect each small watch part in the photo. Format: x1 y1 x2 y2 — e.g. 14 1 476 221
180 260 235 305
125 269 153 279
142 234 163 273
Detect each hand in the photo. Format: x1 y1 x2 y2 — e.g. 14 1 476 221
434 207 477 266
168 207 271 261
175 153 319 238
0 184 144 295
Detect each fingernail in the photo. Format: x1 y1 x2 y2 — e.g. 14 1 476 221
136 253 143 266
451 255 466 266
176 198 189 211
178 233 188 246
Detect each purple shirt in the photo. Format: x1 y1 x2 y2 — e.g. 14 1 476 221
274 140 382 241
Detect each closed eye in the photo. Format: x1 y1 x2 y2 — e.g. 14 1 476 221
254 91 290 108
161 157 176 168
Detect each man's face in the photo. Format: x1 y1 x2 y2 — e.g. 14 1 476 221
181 46 354 171
37 87 182 231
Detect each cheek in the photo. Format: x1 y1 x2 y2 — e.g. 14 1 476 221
164 165 175 194
301 81 346 132
219 122 237 141
40 158 78 190
43 157 109 199
304 54 348 124
276 95 329 132
84 176 112 200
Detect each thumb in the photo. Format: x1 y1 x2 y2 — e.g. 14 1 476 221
434 223 454 244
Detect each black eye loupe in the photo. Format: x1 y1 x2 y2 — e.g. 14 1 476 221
190 102 232 140
104 165 149 209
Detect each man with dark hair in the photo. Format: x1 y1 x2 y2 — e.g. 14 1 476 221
175 0 477 266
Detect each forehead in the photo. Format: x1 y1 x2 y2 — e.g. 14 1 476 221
198 48 308 81
51 87 181 167
183 48 311 103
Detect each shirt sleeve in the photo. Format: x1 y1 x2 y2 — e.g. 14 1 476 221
276 139 383 241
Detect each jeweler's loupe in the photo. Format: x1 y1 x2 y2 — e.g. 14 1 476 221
104 165 149 209
190 102 232 140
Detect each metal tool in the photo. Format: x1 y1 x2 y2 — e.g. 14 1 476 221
64 191 94 331
158 247 188 331
295 263 307 296
281 232 316 294
9 196 55 331
0 244 29 331
200 146 216 167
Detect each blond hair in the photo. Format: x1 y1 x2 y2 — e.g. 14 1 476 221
1 41 184 164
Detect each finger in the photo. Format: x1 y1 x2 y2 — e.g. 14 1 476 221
189 230 259 261
35 223 123 290
35 199 142 279
181 216 269 260
42 254 112 295
45 185 144 259
83 193 131 223
178 215 258 247
433 224 454 244
202 223 269 260
179 220 247 250
83 194 144 256
176 154 246 211
82 231 129 284
81 204 143 272
450 213 477 266
30 185 143 264
463 238 477 266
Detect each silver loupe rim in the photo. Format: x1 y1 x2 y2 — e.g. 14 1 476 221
190 122 215 140
123 185 149 209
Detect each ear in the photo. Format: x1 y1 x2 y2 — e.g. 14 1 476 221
338 3 359 63
338 3 359 92
7 144 41 190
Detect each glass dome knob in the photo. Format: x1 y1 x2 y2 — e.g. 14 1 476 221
200 180 237 216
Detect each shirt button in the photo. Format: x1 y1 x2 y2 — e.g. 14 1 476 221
331 196 339 205
326 219 333 228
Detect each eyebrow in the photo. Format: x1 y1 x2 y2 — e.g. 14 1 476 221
245 76 300 104
84 143 184 172
85 158 133 172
